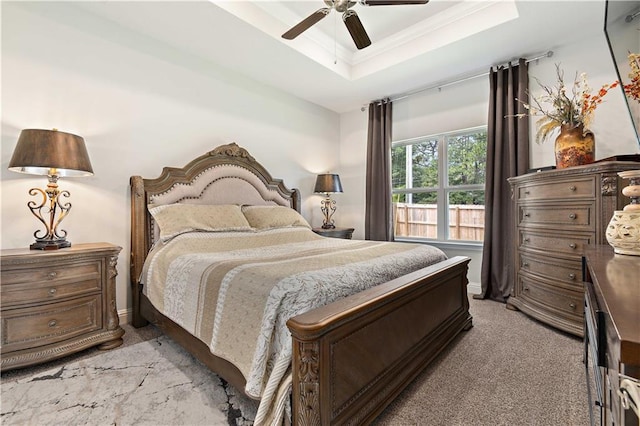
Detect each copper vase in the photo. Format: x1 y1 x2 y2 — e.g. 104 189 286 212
554 123 595 169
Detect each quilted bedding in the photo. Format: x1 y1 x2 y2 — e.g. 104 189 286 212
141 227 446 424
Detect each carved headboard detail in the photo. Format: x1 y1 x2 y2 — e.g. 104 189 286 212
129 143 301 311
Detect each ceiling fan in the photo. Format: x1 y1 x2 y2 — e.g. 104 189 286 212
282 0 429 50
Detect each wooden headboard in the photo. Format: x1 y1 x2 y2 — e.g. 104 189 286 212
129 142 300 326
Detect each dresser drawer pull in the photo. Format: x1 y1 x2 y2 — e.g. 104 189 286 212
524 237 530 242
524 190 530 195
523 286 529 292
569 303 576 310
522 262 529 268
568 273 576 280
569 243 577 249
569 213 576 220
524 212 530 217
569 185 576 191
48 320 57 328
48 288 57 295
47 271 57 280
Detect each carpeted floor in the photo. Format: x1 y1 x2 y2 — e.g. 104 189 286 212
1 297 589 425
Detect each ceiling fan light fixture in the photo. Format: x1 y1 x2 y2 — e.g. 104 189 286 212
282 0 429 48
360 0 429 5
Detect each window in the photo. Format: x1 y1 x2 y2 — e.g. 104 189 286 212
392 127 487 243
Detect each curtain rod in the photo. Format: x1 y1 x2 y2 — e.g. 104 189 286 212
367 50 553 108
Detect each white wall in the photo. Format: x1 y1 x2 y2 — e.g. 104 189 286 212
1 3 340 318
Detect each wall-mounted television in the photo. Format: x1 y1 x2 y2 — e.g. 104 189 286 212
605 0 640 146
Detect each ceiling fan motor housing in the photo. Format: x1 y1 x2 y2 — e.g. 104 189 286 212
331 0 357 13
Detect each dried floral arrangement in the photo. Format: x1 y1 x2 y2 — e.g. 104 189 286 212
623 52 640 102
517 64 618 144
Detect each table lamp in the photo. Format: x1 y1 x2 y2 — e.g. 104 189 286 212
8 129 93 250
314 173 343 229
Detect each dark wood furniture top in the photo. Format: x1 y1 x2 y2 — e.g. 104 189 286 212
583 245 640 426
584 246 640 366
312 226 354 239
0 243 124 370
129 143 472 425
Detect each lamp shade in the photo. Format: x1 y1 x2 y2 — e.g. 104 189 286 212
8 129 93 177
314 174 343 194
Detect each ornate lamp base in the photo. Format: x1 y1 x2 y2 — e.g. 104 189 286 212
30 238 71 251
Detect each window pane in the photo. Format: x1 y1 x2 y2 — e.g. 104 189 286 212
392 145 407 190
412 140 438 188
393 192 437 239
448 190 485 241
447 132 487 186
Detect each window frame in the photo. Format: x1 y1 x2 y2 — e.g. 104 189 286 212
392 125 487 246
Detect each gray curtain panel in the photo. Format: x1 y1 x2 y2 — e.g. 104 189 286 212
477 58 530 302
365 100 394 241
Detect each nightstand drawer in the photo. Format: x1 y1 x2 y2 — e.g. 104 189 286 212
1 260 100 285
518 204 593 230
516 176 595 201
1 261 101 306
1 295 102 353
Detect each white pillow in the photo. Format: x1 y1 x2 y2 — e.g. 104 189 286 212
149 204 252 241
241 205 311 230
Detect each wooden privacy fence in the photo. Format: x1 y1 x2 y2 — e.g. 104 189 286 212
393 203 485 241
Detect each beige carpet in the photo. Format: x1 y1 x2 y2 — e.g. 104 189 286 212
1 297 589 425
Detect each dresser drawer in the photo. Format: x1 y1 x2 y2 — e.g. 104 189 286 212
518 204 594 231
1 261 101 307
0 295 102 353
519 252 582 288
520 229 593 257
516 176 595 201
518 274 582 319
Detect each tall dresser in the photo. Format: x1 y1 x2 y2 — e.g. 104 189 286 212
507 161 640 337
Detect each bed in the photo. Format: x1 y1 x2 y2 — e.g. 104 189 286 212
129 142 473 425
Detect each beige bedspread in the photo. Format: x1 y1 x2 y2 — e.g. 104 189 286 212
141 227 446 424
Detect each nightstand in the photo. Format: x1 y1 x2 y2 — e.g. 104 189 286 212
0 243 124 370
312 227 355 239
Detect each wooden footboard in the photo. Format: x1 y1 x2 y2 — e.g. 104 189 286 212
287 256 472 425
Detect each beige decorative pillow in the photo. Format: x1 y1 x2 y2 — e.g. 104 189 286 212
241 205 311 230
149 204 252 241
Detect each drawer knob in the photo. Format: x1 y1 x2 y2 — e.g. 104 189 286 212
522 262 529 268
569 185 576 191
524 190 530 195
523 286 529 292
570 303 576 310
569 243 577 249
48 288 57 295
524 237 530 242
569 213 576 220
48 320 57 328
568 273 576 280
524 212 530 218
47 271 57 279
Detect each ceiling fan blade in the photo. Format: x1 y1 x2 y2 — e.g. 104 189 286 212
361 0 429 5
282 8 331 40
343 10 371 50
